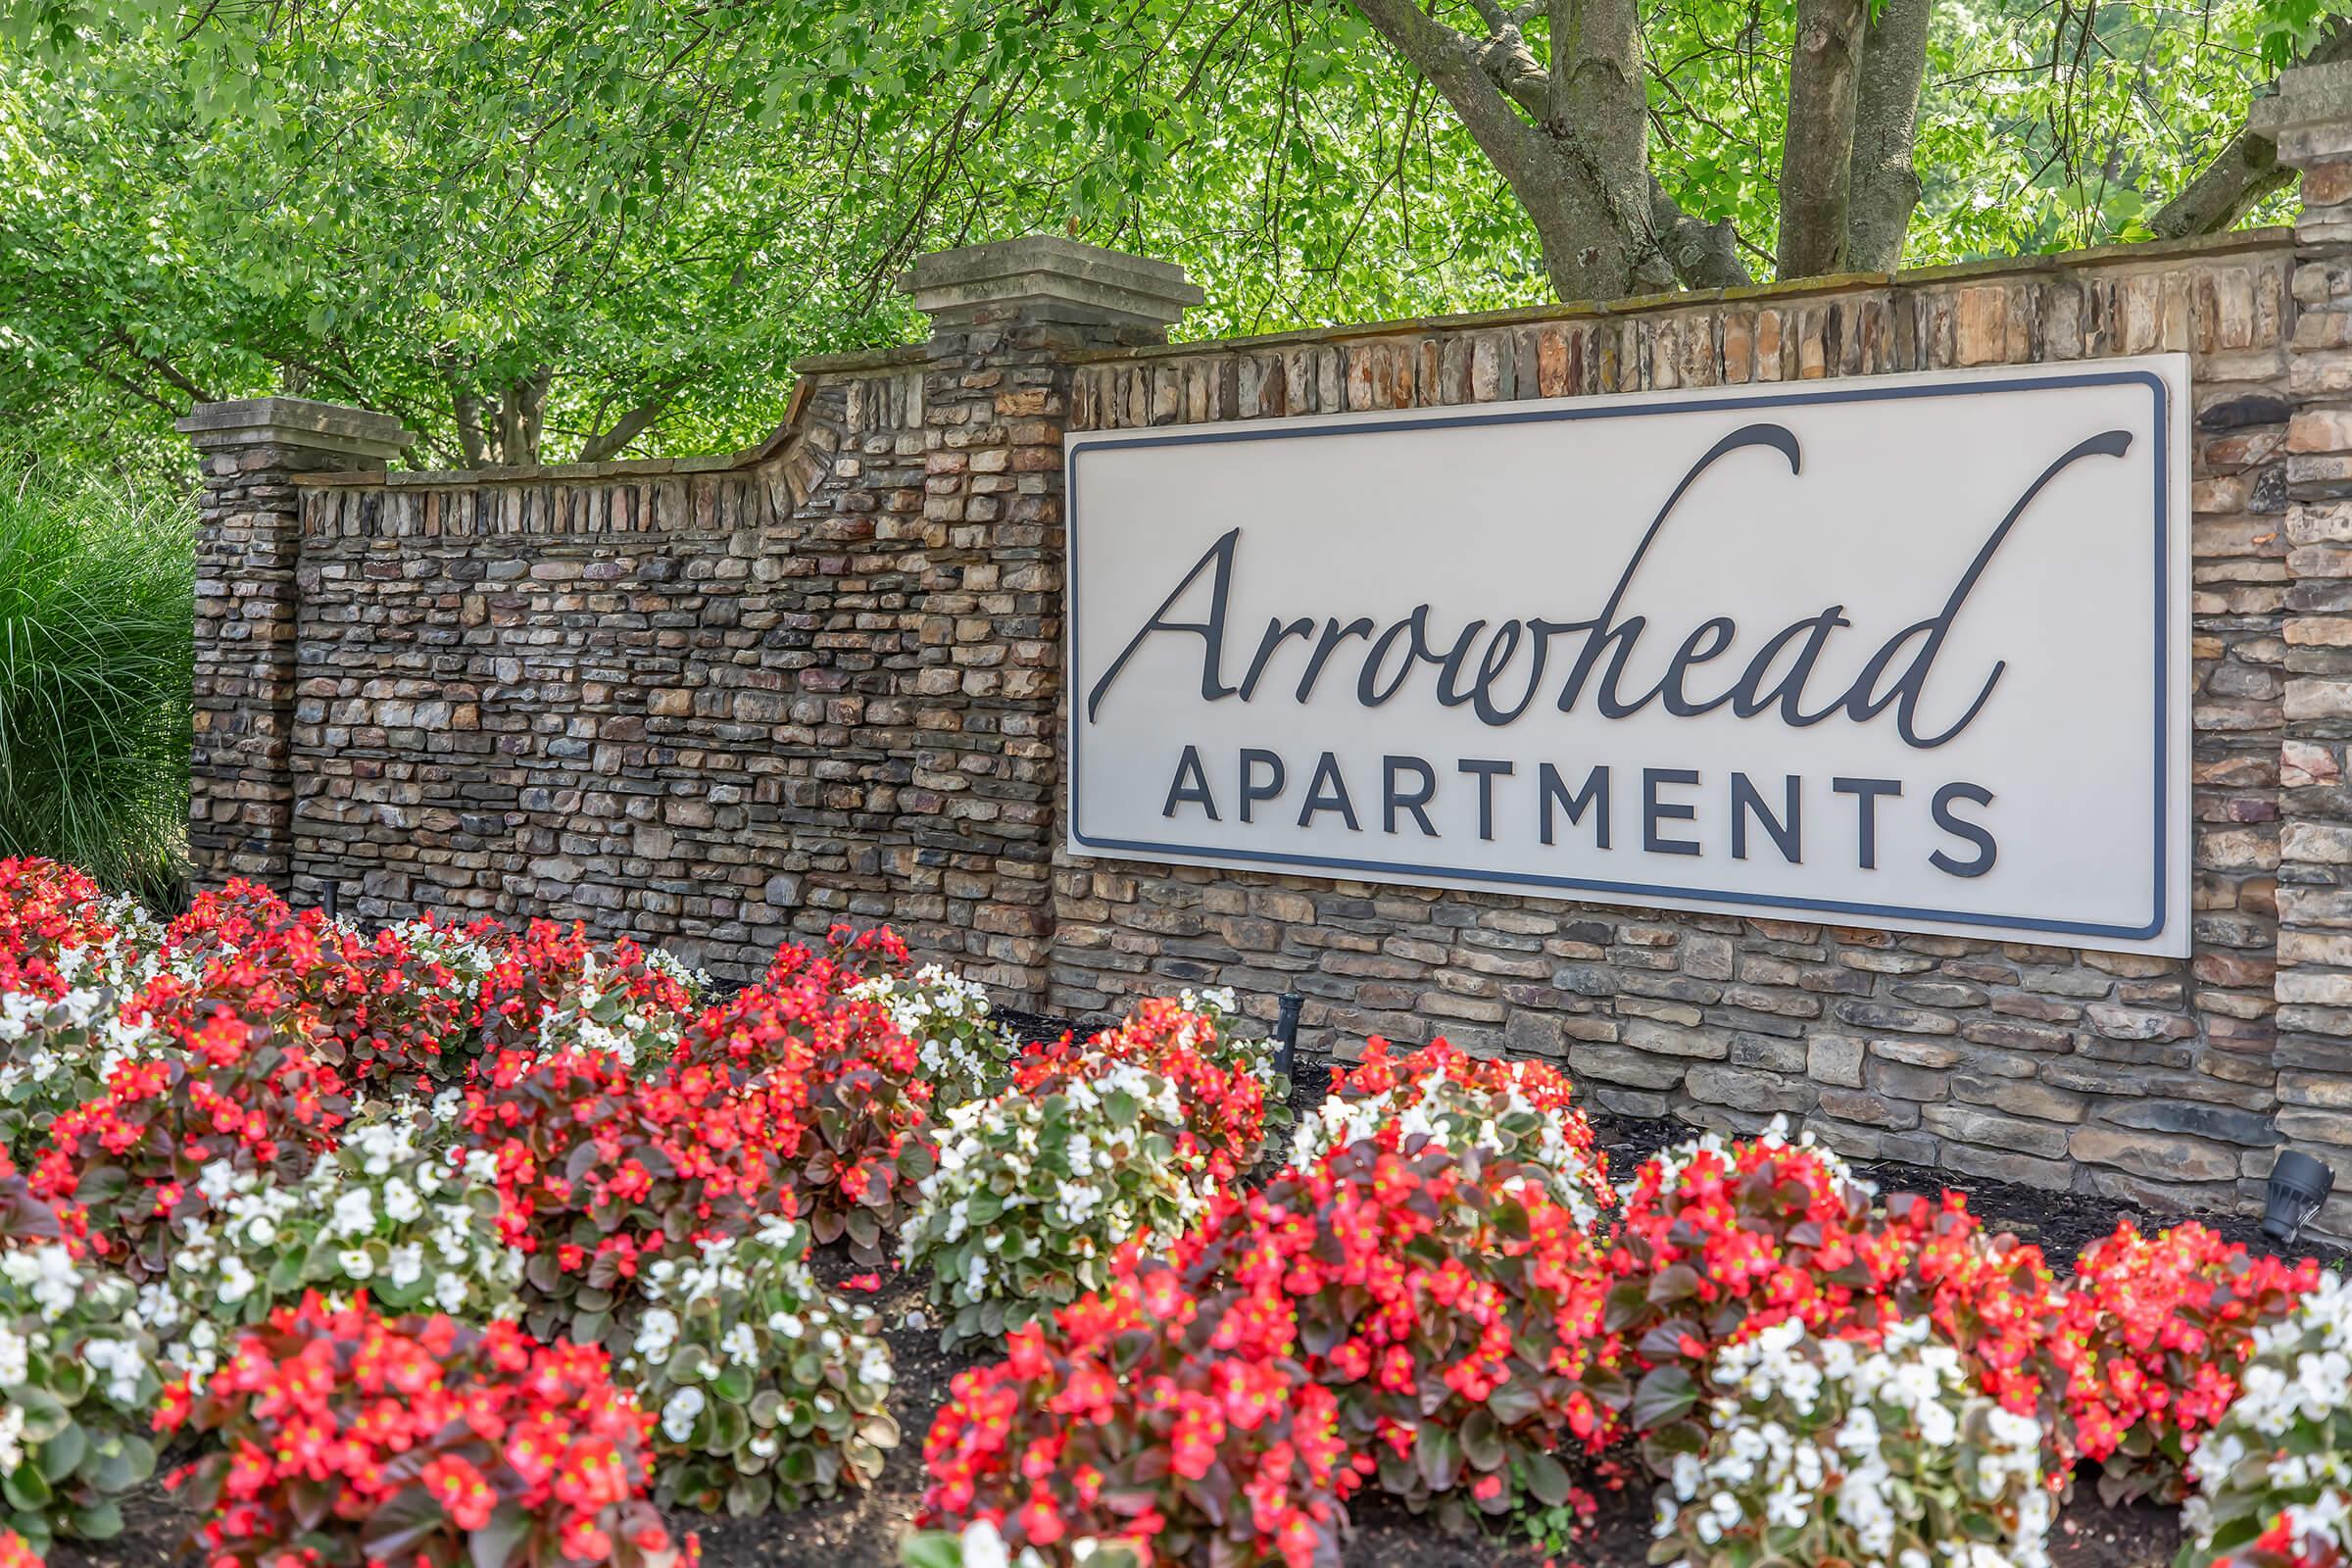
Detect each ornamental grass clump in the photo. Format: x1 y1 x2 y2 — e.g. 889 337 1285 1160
134 1110 521 1383
1650 1315 2051 1568
919 1253 1349 1568
617 1217 896 1515
2051 1218 2318 1506
901 1042 1250 1351
0 1240 162 1553
1289 1035 1613 1230
2180 1269 2352 1568
1179 1137 1629 1524
161 1294 687 1568
0 468 191 901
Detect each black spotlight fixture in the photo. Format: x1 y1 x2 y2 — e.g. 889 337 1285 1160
2263 1150 2336 1248
1272 991 1304 1084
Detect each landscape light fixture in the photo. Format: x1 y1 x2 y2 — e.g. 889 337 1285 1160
2263 1150 2336 1248
1272 991 1304 1084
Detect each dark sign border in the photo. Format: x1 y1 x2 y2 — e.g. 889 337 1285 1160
1065 367 2174 945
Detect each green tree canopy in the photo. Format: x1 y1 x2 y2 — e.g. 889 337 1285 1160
0 0 2336 474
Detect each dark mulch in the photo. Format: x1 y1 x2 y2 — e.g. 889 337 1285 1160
53 1042 2325 1568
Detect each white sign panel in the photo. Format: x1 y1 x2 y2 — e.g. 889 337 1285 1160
1065 357 2191 956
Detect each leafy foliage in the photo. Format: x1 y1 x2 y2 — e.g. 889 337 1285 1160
2044 1218 2318 1505
0 0 2312 481
904 1049 1239 1351
920 1253 1350 1568
618 1221 897 1515
1650 1316 2050 1568
1179 1138 1628 1524
0 1242 160 1553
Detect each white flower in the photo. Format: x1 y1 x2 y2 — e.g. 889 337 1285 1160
960 1519 1011 1568
661 1387 705 1444
331 1187 375 1238
635 1309 680 1362
218 1257 258 1306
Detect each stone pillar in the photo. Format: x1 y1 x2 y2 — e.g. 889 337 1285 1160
2269 61 2352 1233
177 398 413 891
897 238 1200 998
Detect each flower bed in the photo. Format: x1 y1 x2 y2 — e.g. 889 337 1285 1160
0 857 2341 1568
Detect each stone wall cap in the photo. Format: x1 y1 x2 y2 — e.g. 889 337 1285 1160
1062 225 2293 366
900 235 1203 328
177 397 415 462
2251 59 2352 138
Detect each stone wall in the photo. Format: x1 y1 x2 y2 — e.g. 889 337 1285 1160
181 72 2352 1230
197 241 1198 999
1047 234 2299 1218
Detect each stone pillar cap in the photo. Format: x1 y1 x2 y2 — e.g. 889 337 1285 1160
2252 59 2352 164
177 397 416 463
900 236 1202 330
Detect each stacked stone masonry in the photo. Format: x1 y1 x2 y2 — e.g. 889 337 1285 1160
183 112 2352 1234
1053 238 2300 1223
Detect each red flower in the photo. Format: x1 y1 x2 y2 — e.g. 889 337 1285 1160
167 1293 679 1568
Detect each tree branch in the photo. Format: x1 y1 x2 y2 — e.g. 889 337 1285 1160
574 384 680 463
1348 0 1545 190
2148 22 2352 240
1650 176 1753 287
1845 0 1934 271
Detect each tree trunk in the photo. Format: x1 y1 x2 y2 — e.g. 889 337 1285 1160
1845 0 1934 271
1776 0 1870 278
451 388 489 467
493 369 552 466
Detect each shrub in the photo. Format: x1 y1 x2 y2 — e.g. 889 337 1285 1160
1651 1315 2050 1568
1015 994 1280 1181
0 466 192 900
902 1049 1242 1350
2180 1269 2352 1568
475 919 704 1075
29 1010 348 1275
683 957 935 1265
1179 1138 1628 1523
0 1241 161 1552
851 964 1015 1111
920 1254 1348 1568
617 1217 896 1514
902 1520 1145 1568
133 1109 521 1382
1289 1036 1611 1230
0 859 158 984
2047 1218 2317 1505
151 881 490 1091
460 1045 808 1341
1602 1121 2057 1472
161 1294 685 1568
0 862 165 1166
1604 1123 1883 1462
